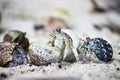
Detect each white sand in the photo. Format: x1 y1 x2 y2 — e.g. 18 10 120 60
0 0 120 80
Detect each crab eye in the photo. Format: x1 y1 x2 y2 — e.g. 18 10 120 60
0 46 4 50
88 38 113 62
56 29 61 32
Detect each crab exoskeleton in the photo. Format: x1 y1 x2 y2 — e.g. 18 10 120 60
48 29 80 62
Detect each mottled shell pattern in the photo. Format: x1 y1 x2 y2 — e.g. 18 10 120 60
0 30 29 67
87 38 113 62
29 43 61 66
0 42 16 66
78 37 113 62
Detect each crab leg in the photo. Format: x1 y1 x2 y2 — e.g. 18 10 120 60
72 48 79 61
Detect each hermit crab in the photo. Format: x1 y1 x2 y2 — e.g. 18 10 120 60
28 29 80 66
3 30 29 51
78 37 113 62
0 30 29 67
0 29 113 67
48 29 80 62
48 29 113 62
47 8 71 31
0 42 28 67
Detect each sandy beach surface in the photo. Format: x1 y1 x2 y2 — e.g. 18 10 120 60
0 0 120 80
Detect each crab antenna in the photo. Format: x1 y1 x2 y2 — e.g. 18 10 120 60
49 34 54 37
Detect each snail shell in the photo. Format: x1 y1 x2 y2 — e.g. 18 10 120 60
3 30 23 42
29 43 61 66
3 30 29 51
87 38 113 62
0 42 16 66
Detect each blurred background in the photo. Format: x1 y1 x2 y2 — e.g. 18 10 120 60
0 0 120 50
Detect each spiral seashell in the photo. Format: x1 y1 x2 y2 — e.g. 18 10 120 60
87 38 113 62
0 42 16 66
3 30 29 51
28 43 61 66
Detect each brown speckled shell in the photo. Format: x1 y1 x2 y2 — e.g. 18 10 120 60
28 43 61 66
0 42 16 66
